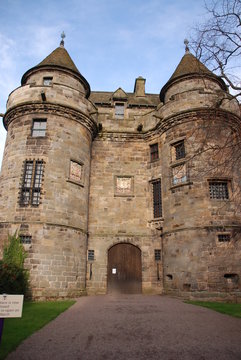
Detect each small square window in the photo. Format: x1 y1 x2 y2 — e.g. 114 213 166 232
115 103 124 119
32 119 47 137
209 181 229 200
20 235 32 244
88 250 95 261
218 234 231 242
150 143 159 162
154 249 161 261
43 77 53 86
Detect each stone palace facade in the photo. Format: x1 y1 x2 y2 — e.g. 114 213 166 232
0 40 240 300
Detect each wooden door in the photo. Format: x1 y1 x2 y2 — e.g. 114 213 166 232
107 243 142 294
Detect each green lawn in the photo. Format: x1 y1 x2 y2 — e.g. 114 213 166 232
0 300 75 360
187 301 241 318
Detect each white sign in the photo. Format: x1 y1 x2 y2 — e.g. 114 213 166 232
0 295 24 318
112 268 117 274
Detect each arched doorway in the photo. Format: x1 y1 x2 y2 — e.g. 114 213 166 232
107 243 142 294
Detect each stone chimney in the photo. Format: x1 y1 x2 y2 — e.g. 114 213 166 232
134 76 146 97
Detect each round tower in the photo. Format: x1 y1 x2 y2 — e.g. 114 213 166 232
0 37 97 299
158 43 241 299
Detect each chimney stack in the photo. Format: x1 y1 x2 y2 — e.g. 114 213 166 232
134 76 146 97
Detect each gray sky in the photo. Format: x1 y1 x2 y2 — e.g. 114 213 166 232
0 0 210 166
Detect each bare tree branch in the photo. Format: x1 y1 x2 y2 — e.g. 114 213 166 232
190 0 241 100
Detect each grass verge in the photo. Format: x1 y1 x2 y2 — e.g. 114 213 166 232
186 301 241 318
0 300 75 360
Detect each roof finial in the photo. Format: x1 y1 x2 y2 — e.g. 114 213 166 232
184 39 190 54
60 31 66 47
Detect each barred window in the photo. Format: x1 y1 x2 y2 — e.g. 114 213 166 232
150 143 159 162
32 119 47 137
174 140 185 160
152 180 162 218
20 160 44 206
20 235 32 244
88 250 95 261
218 234 231 242
154 249 161 261
115 103 124 119
209 181 229 200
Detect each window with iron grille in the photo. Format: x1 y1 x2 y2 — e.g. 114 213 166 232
150 143 159 162
32 119 47 137
20 235 32 244
20 160 44 206
218 234 231 242
175 140 185 160
152 180 162 218
115 103 124 119
88 250 95 261
172 140 185 161
154 249 161 261
209 181 229 200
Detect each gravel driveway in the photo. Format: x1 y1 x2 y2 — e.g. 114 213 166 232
6 295 241 360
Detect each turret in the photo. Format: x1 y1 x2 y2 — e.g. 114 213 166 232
0 35 97 299
158 41 241 298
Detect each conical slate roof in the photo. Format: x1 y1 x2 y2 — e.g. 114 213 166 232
36 46 80 74
21 46 90 97
160 52 227 102
169 52 212 81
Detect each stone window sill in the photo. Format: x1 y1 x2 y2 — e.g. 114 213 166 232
67 178 84 187
170 181 193 190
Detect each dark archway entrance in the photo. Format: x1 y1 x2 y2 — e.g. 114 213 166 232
107 243 142 294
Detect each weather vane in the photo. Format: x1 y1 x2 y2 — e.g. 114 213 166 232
60 31 66 47
184 39 190 53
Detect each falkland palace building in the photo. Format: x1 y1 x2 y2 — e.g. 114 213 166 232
0 38 240 300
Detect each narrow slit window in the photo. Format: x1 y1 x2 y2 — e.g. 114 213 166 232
88 250 95 261
152 180 162 218
154 249 161 261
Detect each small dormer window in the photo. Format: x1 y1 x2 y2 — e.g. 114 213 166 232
43 77 53 86
115 103 124 119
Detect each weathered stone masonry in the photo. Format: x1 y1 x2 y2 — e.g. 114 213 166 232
0 42 240 300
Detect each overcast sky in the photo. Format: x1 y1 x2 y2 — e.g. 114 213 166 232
0 0 211 166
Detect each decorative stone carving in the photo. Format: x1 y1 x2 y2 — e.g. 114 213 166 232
114 176 134 196
70 161 83 183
